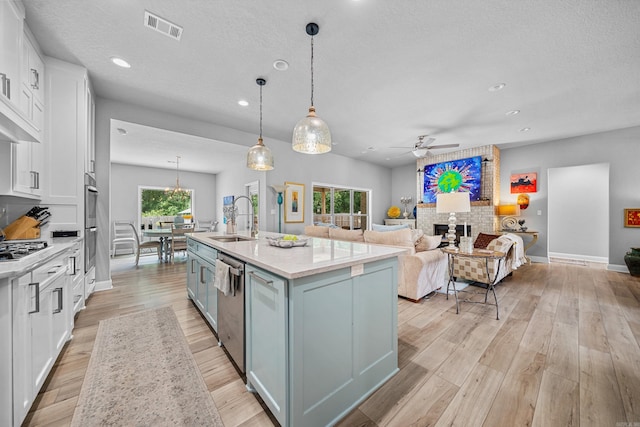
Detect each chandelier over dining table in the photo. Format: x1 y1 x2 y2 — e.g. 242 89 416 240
165 155 190 200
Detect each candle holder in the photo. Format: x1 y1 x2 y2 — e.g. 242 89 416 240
400 196 412 219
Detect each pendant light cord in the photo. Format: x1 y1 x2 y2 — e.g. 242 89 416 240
310 35 315 107
259 83 263 139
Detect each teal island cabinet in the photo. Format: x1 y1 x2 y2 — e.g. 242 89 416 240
187 232 405 427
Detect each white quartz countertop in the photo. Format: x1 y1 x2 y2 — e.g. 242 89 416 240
0 238 82 280
188 232 407 280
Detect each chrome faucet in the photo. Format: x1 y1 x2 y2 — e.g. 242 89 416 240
232 196 256 237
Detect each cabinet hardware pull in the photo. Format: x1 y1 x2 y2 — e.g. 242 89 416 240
35 171 40 189
29 282 40 314
30 69 39 90
91 160 95 173
70 256 77 275
249 272 273 287
53 287 63 313
191 259 196 274
200 265 206 284
1 73 10 99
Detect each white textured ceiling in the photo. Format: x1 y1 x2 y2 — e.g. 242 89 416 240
22 0 640 172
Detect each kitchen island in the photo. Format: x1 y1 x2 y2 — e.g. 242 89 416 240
186 232 405 427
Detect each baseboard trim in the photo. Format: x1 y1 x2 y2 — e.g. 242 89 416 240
608 264 630 274
95 279 113 292
548 252 608 265
529 256 548 264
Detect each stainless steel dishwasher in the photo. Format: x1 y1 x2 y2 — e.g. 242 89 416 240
216 252 246 373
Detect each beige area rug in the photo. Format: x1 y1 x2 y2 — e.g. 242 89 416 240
71 306 224 426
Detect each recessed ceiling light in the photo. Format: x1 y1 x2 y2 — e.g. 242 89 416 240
116 127 127 135
505 110 520 116
111 57 131 68
489 83 506 92
273 59 289 71
520 127 531 132
238 100 249 107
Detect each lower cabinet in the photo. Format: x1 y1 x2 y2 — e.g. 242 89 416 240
12 259 71 426
187 242 218 333
245 265 288 426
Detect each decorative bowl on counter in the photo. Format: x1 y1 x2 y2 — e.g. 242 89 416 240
266 236 309 248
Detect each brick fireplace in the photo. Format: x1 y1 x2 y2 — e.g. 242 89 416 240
415 145 501 240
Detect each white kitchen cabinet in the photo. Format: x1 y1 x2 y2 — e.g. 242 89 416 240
68 242 85 315
43 58 92 232
12 261 70 426
85 266 96 298
17 29 45 142
21 29 45 106
0 140 43 199
0 1 40 143
12 140 42 198
0 1 23 109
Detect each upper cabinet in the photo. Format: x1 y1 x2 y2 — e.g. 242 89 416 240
0 1 43 143
0 1 23 108
18 28 45 141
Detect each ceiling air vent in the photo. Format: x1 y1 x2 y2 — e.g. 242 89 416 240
144 11 183 41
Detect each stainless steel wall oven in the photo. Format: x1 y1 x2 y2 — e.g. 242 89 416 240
84 174 98 273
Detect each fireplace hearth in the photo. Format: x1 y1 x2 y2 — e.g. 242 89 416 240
434 224 471 246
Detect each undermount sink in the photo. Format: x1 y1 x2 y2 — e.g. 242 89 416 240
207 235 254 243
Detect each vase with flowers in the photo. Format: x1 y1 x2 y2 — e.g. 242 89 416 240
387 206 401 219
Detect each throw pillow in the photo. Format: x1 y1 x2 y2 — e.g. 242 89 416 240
372 223 410 232
474 232 502 249
329 228 365 242
415 234 443 251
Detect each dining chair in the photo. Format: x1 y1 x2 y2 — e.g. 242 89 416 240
111 220 136 257
128 223 162 265
196 219 218 232
169 224 192 262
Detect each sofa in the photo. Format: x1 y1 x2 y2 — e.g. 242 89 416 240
304 225 448 301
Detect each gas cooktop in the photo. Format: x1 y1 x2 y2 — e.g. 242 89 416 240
0 241 48 261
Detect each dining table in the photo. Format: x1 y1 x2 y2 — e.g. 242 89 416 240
142 227 199 262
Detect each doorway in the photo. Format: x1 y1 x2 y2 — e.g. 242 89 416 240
547 163 609 265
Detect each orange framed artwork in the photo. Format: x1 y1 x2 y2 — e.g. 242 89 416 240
624 208 640 228
510 172 537 193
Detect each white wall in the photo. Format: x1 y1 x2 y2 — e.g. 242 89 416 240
110 163 216 227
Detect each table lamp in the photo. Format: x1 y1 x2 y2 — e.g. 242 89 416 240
271 184 287 233
436 192 471 247
497 204 520 231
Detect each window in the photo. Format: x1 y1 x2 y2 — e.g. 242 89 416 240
138 186 193 229
312 184 370 230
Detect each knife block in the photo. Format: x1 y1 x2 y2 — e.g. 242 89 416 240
4 216 41 240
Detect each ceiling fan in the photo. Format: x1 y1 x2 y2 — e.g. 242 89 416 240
390 135 460 158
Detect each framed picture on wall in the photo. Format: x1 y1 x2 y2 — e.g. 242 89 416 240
284 182 304 223
510 172 537 193
624 208 640 227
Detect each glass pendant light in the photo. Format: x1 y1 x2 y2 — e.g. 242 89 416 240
292 22 332 154
247 78 274 170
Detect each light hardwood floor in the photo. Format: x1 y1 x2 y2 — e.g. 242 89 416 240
24 255 640 426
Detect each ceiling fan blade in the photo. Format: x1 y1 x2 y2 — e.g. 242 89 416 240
417 137 436 148
426 143 460 150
